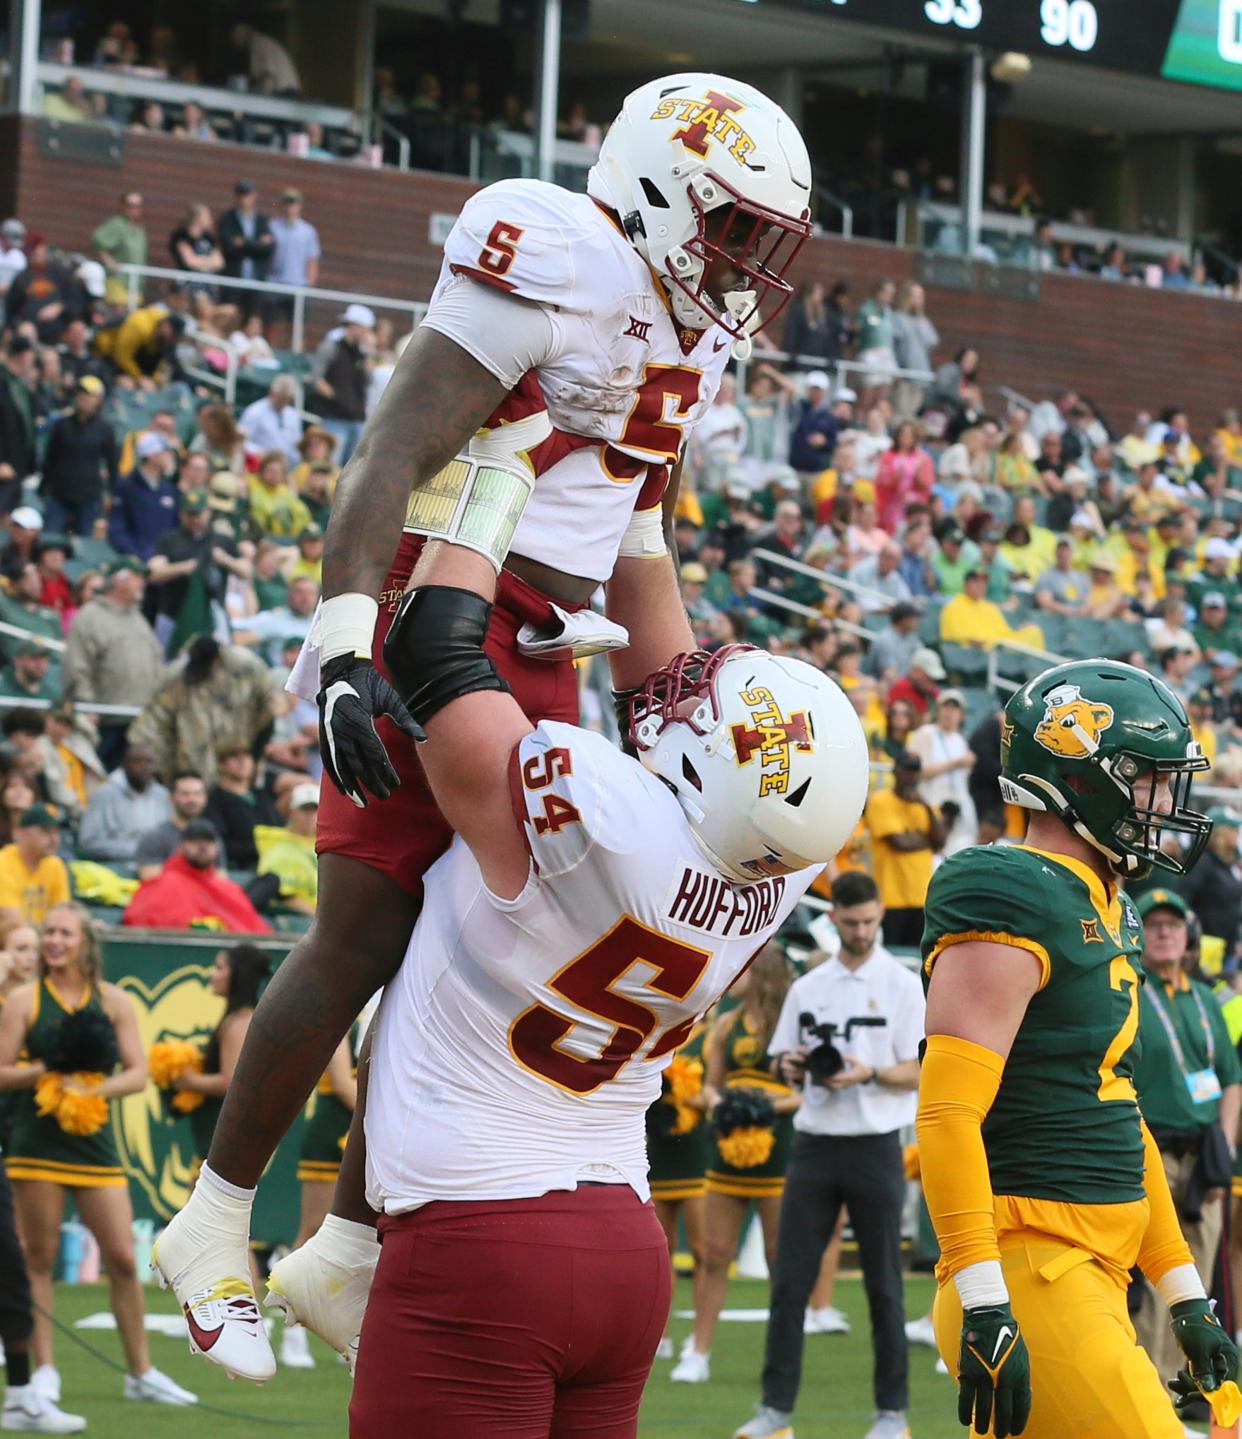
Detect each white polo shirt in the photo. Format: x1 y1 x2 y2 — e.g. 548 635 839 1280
770 947 925 1138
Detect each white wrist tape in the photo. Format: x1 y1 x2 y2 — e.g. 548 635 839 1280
404 411 550 573
618 505 667 559
953 1260 1010 1310
1156 1262 1206 1308
319 593 379 663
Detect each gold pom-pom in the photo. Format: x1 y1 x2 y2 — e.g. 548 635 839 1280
35 1071 64 1117
903 1143 920 1180
717 1125 776 1169
170 1089 204 1114
56 1073 108 1136
149 1040 203 1089
671 1103 701 1136
667 1056 704 1105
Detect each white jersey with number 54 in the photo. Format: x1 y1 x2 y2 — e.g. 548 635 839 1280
420 179 733 581
364 721 820 1213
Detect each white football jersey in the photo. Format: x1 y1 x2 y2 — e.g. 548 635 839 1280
365 721 820 1213
421 179 733 581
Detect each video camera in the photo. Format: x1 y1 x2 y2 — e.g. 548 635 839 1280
798 1012 887 1086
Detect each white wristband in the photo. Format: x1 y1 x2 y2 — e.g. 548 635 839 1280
319 593 379 663
618 505 667 559
953 1260 1009 1310
1155 1262 1206 1308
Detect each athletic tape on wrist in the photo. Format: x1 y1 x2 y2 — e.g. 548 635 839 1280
618 505 666 559
1156 1262 1207 1308
954 1259 1010 1310
319 593 379 663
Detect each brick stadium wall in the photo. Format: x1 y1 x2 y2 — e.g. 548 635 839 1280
5 116 1240 431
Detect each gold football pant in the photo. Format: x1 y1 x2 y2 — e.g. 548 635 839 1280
933 1230 1182 1439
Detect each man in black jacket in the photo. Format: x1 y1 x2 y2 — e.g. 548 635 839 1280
1178 808 1242 972
311 303 373 464
39 375 118 535
0 338 35 517
216 180 274 320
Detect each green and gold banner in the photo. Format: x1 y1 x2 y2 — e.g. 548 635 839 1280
104 931 306 1246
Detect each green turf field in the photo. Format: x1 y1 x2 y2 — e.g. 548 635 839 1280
39 1274 970 1437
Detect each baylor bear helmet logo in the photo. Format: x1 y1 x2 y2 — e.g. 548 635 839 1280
1034 683 1114 760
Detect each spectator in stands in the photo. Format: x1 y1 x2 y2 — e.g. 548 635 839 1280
890 281 939 419
108 432 179 559
290 424 339 504
229 23 301 96
689 374 745 488
204 738 277 870
123 819 272 932
95 297 186 387
0 218 26 294
146 489 249 650
0 804 68 924
39 376 117 536
217 180 275 318
888 646 944 719
850 541 913 615
1147 597 1198 657
1179 811 1242 969
875 423 934 534
924 347 980 428
1162 251 1190 291
77 741 170 863
268 188 321 295
897 512 936 599
289 524 323 585
134 771 212 881
0 557 62 648
994 430 1041 495
788 371 838 481
1080 548 1128 620
3 234 79 343
62 557 162 767
311 304 373 464
253 781 318 915
1194 593 1242 663
908 690 977 855
168 203 225 301
0 641 57 703
1034 536 1089 616
941 567 1045 650
190 403 245 475
1158 645 1196 706
783 281 847 370
0 338 37 511
929 522 978 597
999 495 1057 584
233 573 317 664
1208 652 1242 728
127 631 272 786
92 191 148 307
854 278 897 409
865 602 921 683
33 534 72 617
976 525 1013 606
866 751 944 948
174 100 217 142
248 450 311 538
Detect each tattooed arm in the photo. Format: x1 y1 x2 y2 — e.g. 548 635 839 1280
321 328 510 601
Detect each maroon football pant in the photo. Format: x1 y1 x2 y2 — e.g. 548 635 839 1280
349 1187 670 1438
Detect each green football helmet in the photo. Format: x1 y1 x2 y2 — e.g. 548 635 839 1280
1001 659 1210 878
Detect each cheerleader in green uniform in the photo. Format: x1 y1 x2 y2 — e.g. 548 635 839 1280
671 944 799 1384
173 945 268 1168
0 904 196 1406
280 1027 358 1370
647 1020 714 1363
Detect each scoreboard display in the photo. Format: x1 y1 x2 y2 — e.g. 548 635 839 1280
753 0 1242 95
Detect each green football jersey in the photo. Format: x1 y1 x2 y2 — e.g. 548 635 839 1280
922 844 1146 1205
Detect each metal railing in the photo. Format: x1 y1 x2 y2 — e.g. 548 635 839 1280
748 586 872 644
118 263 428 358
750 547 898 610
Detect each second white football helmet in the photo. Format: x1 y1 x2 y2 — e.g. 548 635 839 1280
628 645 869 883
588 73 813 346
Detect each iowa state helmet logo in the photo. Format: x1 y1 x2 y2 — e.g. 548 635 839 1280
1034 683 1114 760
731 685 813 797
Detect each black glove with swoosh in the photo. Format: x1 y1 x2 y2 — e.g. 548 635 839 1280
958 1303 1031 1437
317 654 425 808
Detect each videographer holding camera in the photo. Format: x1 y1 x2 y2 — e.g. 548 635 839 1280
735 871 925 1439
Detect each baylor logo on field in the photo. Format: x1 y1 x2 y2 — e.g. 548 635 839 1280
1034 683 1114 760
112 964 224 1220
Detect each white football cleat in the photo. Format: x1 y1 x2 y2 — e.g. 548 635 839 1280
1 1385 86 1433
266 1215 379 1374
123 1366 197 1405
279 1323 315 1370
670 1348 710 1383
733 1405 794 1439
904 1314 938 1349
27 1370 59 1406
804 1305 851 1335
151 1189 275 1383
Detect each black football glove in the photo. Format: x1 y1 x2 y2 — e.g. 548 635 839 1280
958 1303 1031 1437
318 654 425 807
1169 1298 1240 1414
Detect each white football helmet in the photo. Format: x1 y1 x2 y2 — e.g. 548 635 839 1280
628 645 869 883
588 73 813 350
